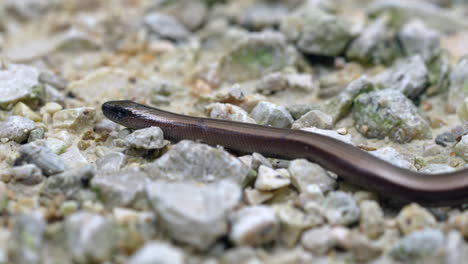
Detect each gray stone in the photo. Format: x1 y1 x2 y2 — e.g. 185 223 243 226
27 127 44 142
353 89 431 143
301 226 337 255
65 211 116 264
18 142 65 176
389 228 445 262
128 242 185 264
150 0 206 30
370 147 416 170
60 147 89 169
372 55 429 99
96 152 126 173
420 164 455 174
0 116 36 143
255 166 290 191
144 12 190 41
282 8 352 56
91 169 149 207
256 72 316 95
9 164 44 185
346 16 401 65
216 31 292 83
0 63 44 110
145 140 249 183
145 180 241 250
251 101 293 128
322 191 360 226
229 205 278 246
359 200 385 239
445 230 466 264
426 50 451 96
399 20 440 61
38 72 68 90
447 211 468 239
288 159 336 193
344 231 383 262
292 110 333 129
368 0 468 32
240 3 288 30
448 56 468 110
41 165 94 198
10 213 45 264
206 103 256 123
52 107 96 130
124 127 168 150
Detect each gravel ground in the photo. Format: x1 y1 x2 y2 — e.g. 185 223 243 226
1 0 468 263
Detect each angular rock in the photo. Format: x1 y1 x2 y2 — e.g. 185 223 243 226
292 110 333 129
396 203 436 235
91 169 149 207
301 127 354 146
95 152 126 173
206 103 256 123
256 72 316 95
240 3 288 30
60 147 89 169
448 56 468 110
288 159 336 193
216 31 292 83
145 140 249 183
250 101 293 128
144 12 190 41
18 142 65 176
322 191 360 226
0 63 44 109
0 116 36 143
371 55 429 99
282 8 352 56
145 180 241 250
359 200 385 239
389 228 445 263
370 147 416 170
128 242 185 264
124 127 168 150
254 165 290 191
399 19 440 61
65 211 116 264
9 164 43 185
229 205 278 246
301 226 337 255
346 16 401 65
41 165 94 198
10 213 45 264
53 107 96 130
353 89 431 143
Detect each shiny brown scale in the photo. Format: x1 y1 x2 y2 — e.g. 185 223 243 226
102 100 468 206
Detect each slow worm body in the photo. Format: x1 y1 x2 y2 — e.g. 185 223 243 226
102 100 468 206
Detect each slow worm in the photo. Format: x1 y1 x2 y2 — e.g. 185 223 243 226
102 100 468 206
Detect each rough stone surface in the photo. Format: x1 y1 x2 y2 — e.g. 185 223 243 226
372 55 429 99
250 101 294 128
52 107 96 130
65 211 116 264
145 140 249 183
124 127 168 150
206 103 256 123
399 19 440 61
370 147 416 170
353 89 432 143
0 64 43 109
229 205 278 246
292 110 333 130
419 164 455 174
9 164 44 185
359 200 385 239
288 159 336 193
447 212 468 239
322 191 360 226
18 142 65 176
389 228 445 263
448 56 468 110
145 180 241 250
128 242 185 264
41 165 94 198
143 12 190 41
95 152 126 173
301 226 337 255
10 213 45 264
0 116 36 143
301 127 354 145
396 203 436 235
254 165 290 191
91 169 149 207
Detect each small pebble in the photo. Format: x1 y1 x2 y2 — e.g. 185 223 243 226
128 242 185 264
389 228 445 263
9 164 43 185
18 142 65 176
250 101 294 128
288 159 336 193
124 127 168 150
53 107 96 130
447 211 468 239
229 205 278 246
206 103 256 124
370 147 416 170
292 110 333 130
244 188 274 205
396 203 436 235
255 165 290 191
301 226 337 255
322 191 360 226
10 213 45 264
359 200 385 239
0 116 36 143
